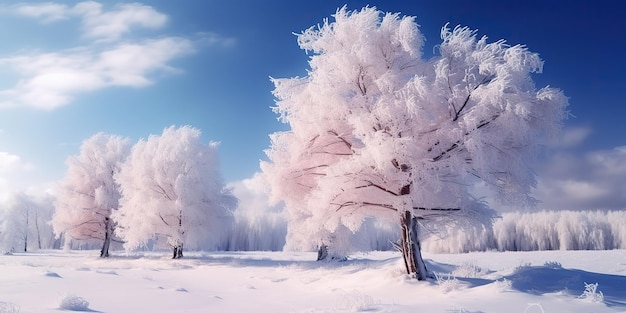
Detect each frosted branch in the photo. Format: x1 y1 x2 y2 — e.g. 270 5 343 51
334 201 397 212
356 181 399 196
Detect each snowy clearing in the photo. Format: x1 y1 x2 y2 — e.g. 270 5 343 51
1 250 625 312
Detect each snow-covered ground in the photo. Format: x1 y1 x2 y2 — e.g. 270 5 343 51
1 249 625 312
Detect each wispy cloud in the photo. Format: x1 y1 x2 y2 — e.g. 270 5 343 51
0 151 34 173
471 126 626 211
12 2 70 23
197 32 237 48
0 1 232 110
0 37 194 109
72 1 168 41
12 1 168 41
535 146 626 210
228 173 284 215
552 126 592 148
0 151 36 200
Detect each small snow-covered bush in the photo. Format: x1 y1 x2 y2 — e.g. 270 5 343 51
578 282 604 303
58 295 90 311
543 261 562 269
516 262 532 270
336 290 378 312
452 262 486 278
434 272 461 293
493 278 512 292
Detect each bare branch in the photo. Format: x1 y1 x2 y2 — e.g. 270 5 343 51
152 184 174 201
453 74 494 122
430 113 500 162
414 207 460 211
334 201 397 212
158 213 170 227
355 181 399 196
327 130 353 150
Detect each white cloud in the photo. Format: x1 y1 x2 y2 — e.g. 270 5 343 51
534 146 626 210
12 1 168 41
197 32 237 48
558 180 608 201
0 37 194 109
470 143 626 212
554 126 592 148
228 173 284 215
0 1 235 110
12 2 70 23
0 151 34 173
0 151 38 201
72 1 168 41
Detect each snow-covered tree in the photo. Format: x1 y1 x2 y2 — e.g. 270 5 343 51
262 118 358 259
113 125 237 259
0 192 56 253
263 7 568 280
52 133 131 257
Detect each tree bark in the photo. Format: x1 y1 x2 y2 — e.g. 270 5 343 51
100 217 111 258
172 243 183 259
400 210 428 280
35 209 42 250
316 244 329 261
173 213 184 259
23 205 29 252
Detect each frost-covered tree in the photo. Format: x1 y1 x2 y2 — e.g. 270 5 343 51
113 125 237 259
262 116 358 259
52 133 131 257
263 7 568 280
0 192 56 253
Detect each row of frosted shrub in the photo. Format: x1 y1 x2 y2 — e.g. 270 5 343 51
422 210 626 253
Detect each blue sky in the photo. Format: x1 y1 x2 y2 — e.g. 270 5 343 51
0 0 624 211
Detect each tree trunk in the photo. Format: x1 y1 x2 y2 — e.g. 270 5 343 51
173 213 184 259
23 205 29 252
100 217 111 258
35 209 42 250
316 244 329 261
400 210 428 280
316 243 347 262
172 243 183 259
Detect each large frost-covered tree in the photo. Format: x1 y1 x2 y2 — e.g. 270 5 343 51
113 125 237 259
263 7 568 280
52 133 131 257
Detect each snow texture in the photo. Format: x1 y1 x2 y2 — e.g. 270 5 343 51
0 249 624 312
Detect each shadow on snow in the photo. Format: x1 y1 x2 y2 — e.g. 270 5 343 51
505 266 626 307
427 258 626 308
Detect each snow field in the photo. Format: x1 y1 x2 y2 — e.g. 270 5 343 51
0 250 625 313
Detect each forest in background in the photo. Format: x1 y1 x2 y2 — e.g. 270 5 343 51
2 193 625 254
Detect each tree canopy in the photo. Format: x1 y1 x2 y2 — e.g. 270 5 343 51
263 6 568 277
113 125 237 258
52 133 131 256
